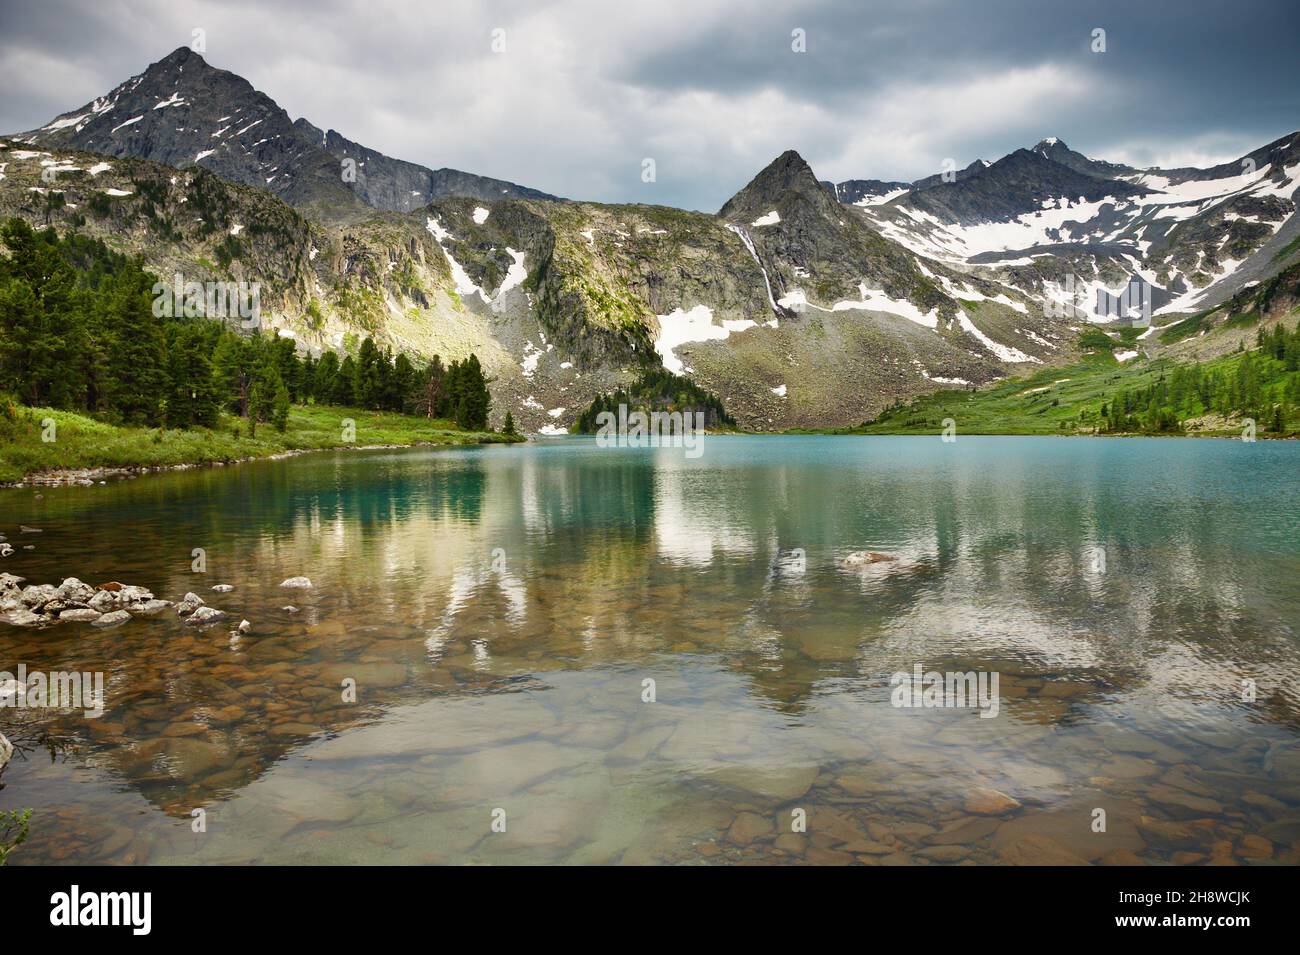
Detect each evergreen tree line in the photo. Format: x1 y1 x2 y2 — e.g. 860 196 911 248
575 368 735 433
1099 321 1300 434
0 219 493 433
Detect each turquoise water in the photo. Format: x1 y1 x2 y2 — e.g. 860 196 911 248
2 435 1299 864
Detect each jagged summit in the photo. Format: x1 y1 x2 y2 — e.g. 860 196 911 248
902 147 1148 224
13 47 557 221
718 149 839 222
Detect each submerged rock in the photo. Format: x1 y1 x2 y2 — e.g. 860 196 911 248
964 788 1022 815
726 811 774 846
92 609 132 628
279 576 313 589
212 584 234 593
841 551 897 566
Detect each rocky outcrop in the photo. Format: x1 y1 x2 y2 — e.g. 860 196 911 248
0 574 173 628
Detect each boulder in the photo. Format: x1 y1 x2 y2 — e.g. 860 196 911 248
0 544 13 557
237 619 251 633
3 608 47 627
87 590 118 612
0 572 27 592
212 584 234 593
59 608 103 622
130 599 173 615
175 593 205 616
56 577 96 605
19 584 57 610
965 787 1022 815
726 811 774 846
116 585 154 605
279 576 313 589
186 606 228 626
92 609 132 628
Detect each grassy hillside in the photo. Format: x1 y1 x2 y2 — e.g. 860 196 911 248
844 321 1300 438
0 401 518 484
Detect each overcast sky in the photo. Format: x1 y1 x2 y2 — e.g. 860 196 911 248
2 0 1297 210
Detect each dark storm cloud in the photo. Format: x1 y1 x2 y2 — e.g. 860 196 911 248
1 0 1296 211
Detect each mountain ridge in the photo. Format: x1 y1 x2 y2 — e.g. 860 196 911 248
11 47 558 223
5 47 1298 434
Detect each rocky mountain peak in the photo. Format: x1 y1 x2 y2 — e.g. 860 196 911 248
11 47 557 221
718 149 837 221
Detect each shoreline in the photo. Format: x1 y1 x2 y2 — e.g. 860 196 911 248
0 435 525 490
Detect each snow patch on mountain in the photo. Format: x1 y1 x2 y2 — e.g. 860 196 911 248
956 311 1039 363
654 304 758 374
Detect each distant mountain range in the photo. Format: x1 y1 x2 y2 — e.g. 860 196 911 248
3 47 1297 432
835 133 1300 322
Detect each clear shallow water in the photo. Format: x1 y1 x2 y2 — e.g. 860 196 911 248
2 435 1299 865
